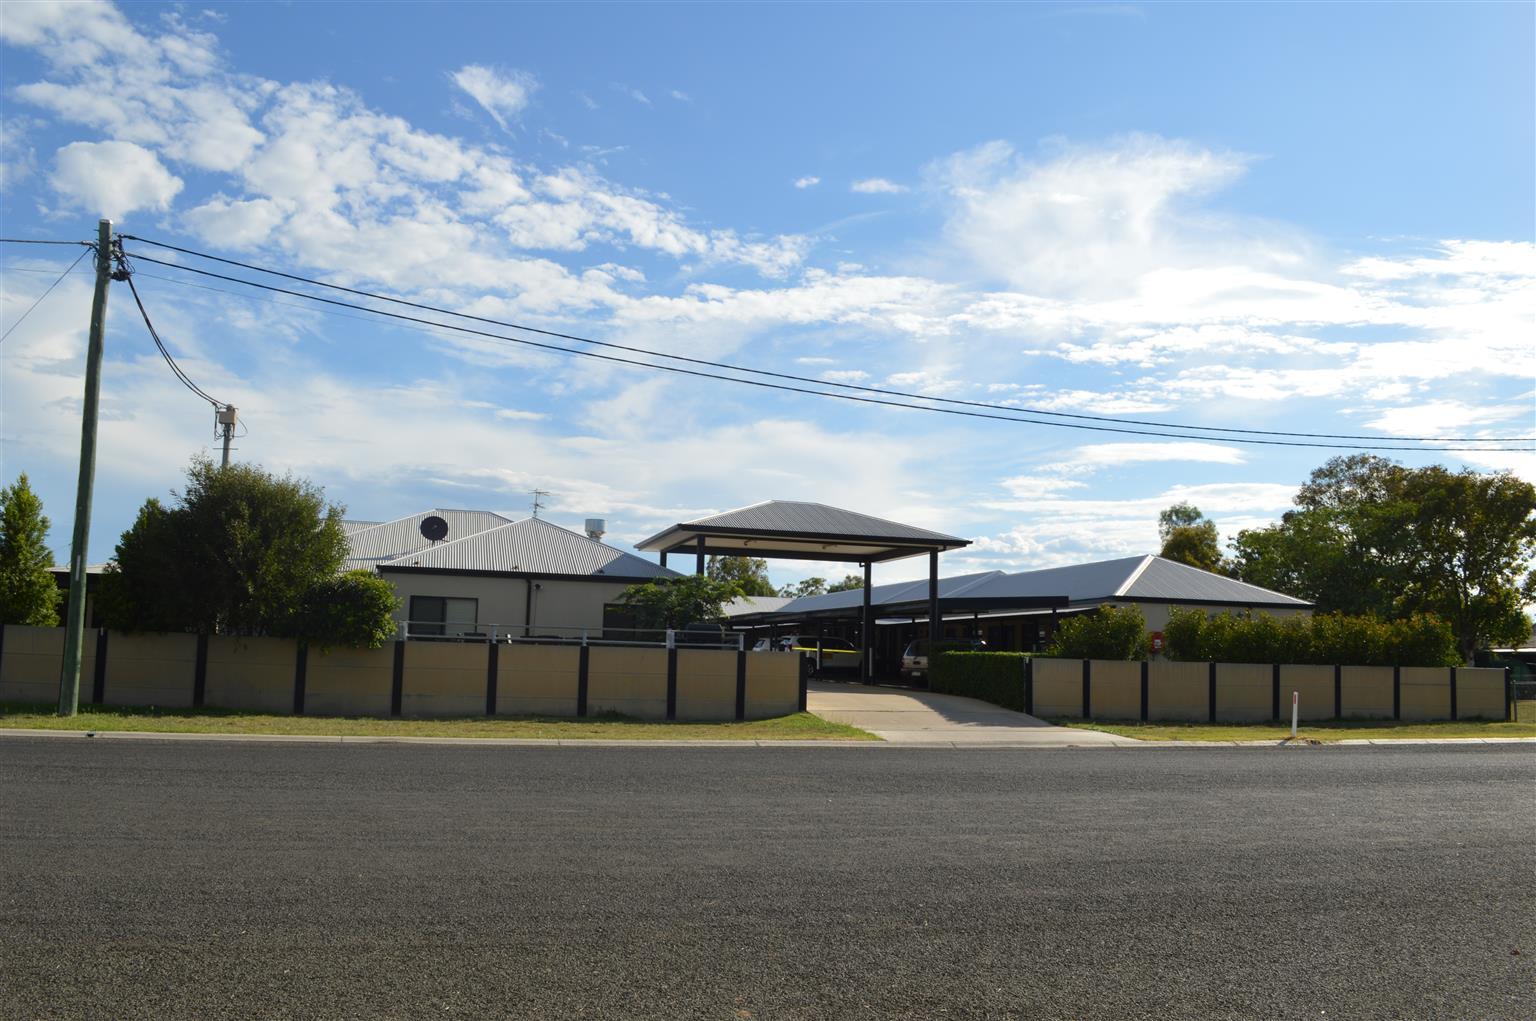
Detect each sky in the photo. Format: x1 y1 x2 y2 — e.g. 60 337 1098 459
2 1 1533 592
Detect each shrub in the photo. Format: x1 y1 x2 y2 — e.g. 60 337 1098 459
1163 608 1459 667
295 570 402 649
930 651 1028 711
1046 605 1147 660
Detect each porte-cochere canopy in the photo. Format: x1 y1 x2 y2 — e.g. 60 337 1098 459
634 500 970 564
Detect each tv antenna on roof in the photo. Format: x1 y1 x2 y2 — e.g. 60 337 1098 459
531 489 550 519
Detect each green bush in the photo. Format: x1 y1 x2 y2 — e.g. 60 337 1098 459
295 570 402 649
930 651 1028 711
1046 605 1147 660
1163 608 1459 667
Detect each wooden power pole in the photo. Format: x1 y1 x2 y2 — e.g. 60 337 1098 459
57 219 114 716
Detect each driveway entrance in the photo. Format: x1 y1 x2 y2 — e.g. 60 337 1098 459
807 680 1137 746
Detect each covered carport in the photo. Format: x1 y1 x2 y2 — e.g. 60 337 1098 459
635 500 970 683
729 572 1070 683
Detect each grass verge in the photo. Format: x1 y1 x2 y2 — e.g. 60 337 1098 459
0 701 878 741
1051 717 1536 743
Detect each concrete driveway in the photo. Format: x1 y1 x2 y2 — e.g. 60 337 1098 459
807 680 1138 746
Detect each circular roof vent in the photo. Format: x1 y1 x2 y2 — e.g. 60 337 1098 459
419 515 449 542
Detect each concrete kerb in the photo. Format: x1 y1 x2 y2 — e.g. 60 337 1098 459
3 728 1533 749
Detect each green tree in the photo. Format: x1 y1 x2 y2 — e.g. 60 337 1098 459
618 574 744 630
1158 502 1205 541
0 474 61 626
1232 455 1536 660
1157 503 1227 574
827 574 864 592
296 570 402 650
99 458 352 637
1046 605 1147 660
706 555 776 597
778 577 827 599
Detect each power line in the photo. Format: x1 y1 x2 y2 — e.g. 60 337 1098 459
118 233 1534 446
0 238 93 247
120 263 225 409
0 247 90 344
117 248 1532 454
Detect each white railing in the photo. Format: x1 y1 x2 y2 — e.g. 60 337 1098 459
395 620 746 650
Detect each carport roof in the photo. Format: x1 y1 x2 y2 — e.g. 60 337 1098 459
634 500 970 564
729 554 1310 624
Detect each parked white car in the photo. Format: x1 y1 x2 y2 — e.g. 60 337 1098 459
752 635 863 674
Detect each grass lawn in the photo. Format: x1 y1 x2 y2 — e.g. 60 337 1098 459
1052 717 1536 743
0 702 878 741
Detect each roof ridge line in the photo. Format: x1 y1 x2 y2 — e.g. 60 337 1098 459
1113 554 1158 597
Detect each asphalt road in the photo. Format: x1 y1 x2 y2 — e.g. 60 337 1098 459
2 738 1532 1020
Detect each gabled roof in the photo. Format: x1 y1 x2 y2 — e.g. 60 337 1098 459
379 516 680 581
733 555 1309 623
635 500 969 564
735 570 1017 618
342 509 514 571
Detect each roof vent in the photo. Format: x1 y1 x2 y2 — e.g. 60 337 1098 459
585 518 606 541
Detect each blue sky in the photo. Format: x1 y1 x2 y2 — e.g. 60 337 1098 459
2 1 1532 589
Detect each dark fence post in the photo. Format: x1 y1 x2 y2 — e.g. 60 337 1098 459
1506 666 1514 722
1023 656 1034 716
1333 664 1342 719
735 648 747 721
0 623 6 680
193 633 209 708
1271 663 1281 721
292 641 308 715
485 640 498 717
798 654 809 713
1207 661 1217 724
390 640 404 717
1140 660 1149 723
1449 666 1458 722
92 628 108 704
577 644 590 718
1392 665 1401 720
1081 659 1091 719
665 647 678 721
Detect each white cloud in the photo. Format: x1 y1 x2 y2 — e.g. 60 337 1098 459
794 175 820 189
50 139 182 218
932 134 1261 296
614 84 650 106
670 89 692 103
450 64 537 130
1053 442 1248 468
851 177 906 194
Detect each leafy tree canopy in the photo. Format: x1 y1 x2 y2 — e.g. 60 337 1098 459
1156 504 1229 575
1231 455 1535 660
296 570 402 650
618 574 744 630
827 574 864 592
706 555 776 597
0 473 60 627
779 577 827 599
98 458 357 640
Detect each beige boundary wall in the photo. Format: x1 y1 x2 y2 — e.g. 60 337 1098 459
1018 657 1508 723
0 625 804 722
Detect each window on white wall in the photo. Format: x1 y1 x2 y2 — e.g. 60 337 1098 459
409 596 478 638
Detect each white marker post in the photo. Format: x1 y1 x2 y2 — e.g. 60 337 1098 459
1291 690 1299 739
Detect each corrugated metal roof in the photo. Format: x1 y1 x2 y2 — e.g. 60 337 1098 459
343 509 513 571
744 555 1309 620
384 517 679 580
1122 556 1311 606
722 594 793 616
773 571 1006 616
639 500 967 549
340 519 382 535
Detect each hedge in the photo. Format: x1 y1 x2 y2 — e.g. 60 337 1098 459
1163 608 1460 667
1045 605 1147 660
930 651 1028 710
